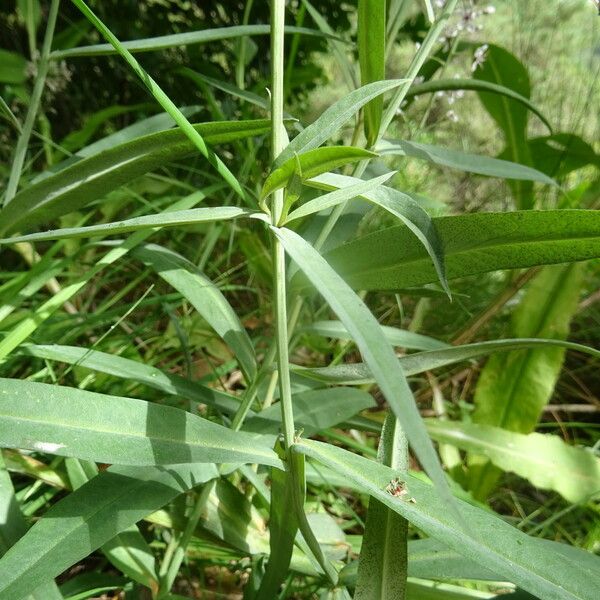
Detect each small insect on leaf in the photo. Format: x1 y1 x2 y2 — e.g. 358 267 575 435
385 478 416 503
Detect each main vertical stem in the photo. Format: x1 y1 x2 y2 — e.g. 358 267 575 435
270 0 295 449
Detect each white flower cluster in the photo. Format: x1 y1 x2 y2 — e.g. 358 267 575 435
441 2 496 48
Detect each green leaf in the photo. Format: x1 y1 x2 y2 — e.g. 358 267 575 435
286 172 396 223
19 344 242 415
274 226 460 526
1 207 254 244
132 244 257 381
527 133 600 178
306 172 448 295
302 320 448 351
358 0 386 145
244 387 376 435
294 337 600 385
295 439 600 600
376 139 555 184
468 264 585 499
51 25 344 59
427 420 600 504
262 146 376 200
0 463 218 599
405 78 552 132
326 210 600 291
275 79 408 167
0 49 27 85
0 378 281 468
473 44 534 208
0 120 272 235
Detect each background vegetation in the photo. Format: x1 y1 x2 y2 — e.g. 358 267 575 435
0 1 599 599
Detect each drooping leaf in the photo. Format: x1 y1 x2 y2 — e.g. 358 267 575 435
275 79 407 167
376 139 554 184
295 439 600 600
427 420 600 504
0 120 272 235
261 146 375 199
1 207 255 244
306 172 449 294
0 463 218 599
325 210 600 291
0 378 281 468
274 226 460 525
527 133 600 178
132 244 257 381
358 0 386 145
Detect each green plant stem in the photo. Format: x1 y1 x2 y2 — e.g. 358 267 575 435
4 0 60 206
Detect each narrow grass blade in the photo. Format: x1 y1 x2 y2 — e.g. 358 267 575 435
295 440 600 600
274 227 461 527
0 378 281 468
0 207 254 244
133 243 257 381
326 210 600 291
376 139 555 184
71 0 247 201
358 0 386 145
261 147 375 200
427 421 600 503
274 79 407 167
0 463 218 599
51 25 344 59
19 344 242 415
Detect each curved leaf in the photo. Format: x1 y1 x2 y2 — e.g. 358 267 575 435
0 120 272 235
405 78 552 132
326 210 600 291
295 439 600 600
0 378 281 468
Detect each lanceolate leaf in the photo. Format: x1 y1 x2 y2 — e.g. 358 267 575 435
358 0 386 145
0 207 254 244
426 421 600 503
0 463 218 599
261 146 375 199
274 226 460 525
294 338 600 385
132 243 257 381
376 139 555 184
0 378 281 468
295 439 600 600
307 172 449 294
326 210 600 291
275 79 407 167
51 25 344 59
0 120 272 235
